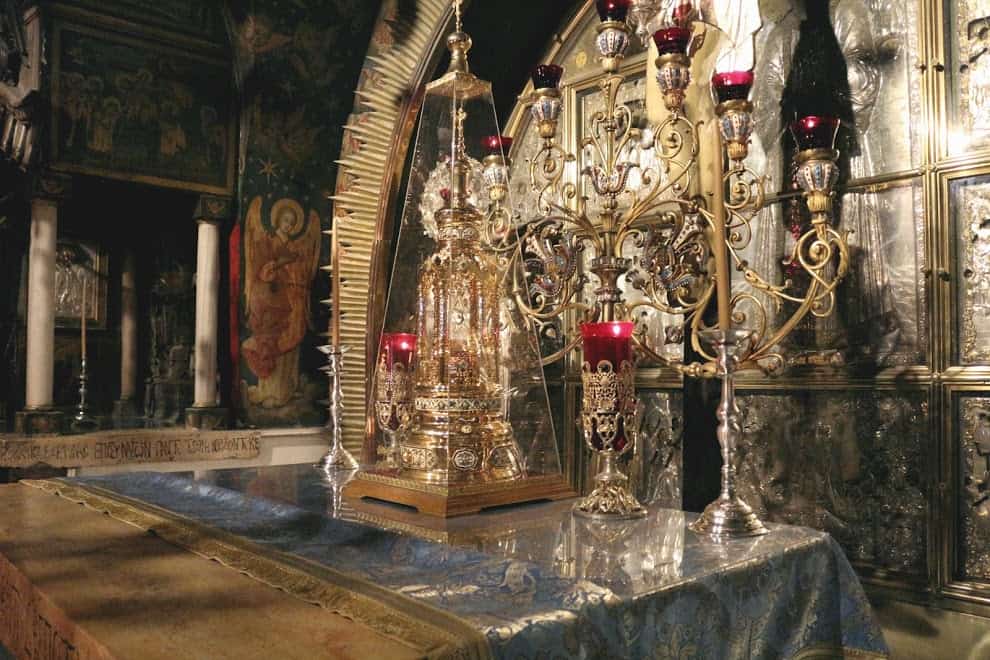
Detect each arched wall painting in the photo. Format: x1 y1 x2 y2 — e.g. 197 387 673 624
224 1 381 427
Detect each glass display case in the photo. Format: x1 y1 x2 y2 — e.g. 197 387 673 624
344 22 572 516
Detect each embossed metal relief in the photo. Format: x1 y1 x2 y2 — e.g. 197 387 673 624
736 390 928 574
954 177 990 364
791 182 926 368
627 390 682 509
866 0 924 171
949 0 990 151
52 240 108 329
836 180 928 368
750 0 923 181
960 397 990 581
744 180 927 369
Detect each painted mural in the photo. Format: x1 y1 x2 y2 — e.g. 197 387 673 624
58 0 224 42
52 22 234 191
225 0 382 427
242 196 320 409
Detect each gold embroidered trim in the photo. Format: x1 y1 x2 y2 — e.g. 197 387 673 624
793 643 889 659
21 478 492 660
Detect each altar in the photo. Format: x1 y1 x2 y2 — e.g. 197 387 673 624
0 464 888 659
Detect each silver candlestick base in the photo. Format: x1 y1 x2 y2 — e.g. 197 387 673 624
70 357 99 433
320 443 359 473
318 344 359 475
689 329 769 541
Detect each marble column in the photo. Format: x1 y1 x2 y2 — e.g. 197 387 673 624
193 218 220 407
24 198 57 409
186 195 231 430
15 174 72 435
113 251 138 420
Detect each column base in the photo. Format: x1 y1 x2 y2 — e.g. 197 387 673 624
113 398 139 419
14 410 64 436
112 399 144 430
185 407 228 430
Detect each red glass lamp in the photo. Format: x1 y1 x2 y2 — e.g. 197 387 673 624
790 115 840 152
576 321 645 519
712 70 754 104
652 27 692 55
791 116 842 223
374 332 417 468
482 135 513 155
712 71 755 162
380 332 416 369
596 0 631 22
531 64 564 91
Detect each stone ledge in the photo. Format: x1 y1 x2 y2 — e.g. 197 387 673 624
184 407 228 430
13 410 63 436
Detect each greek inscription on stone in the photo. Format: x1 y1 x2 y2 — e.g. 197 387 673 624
0 430 261 468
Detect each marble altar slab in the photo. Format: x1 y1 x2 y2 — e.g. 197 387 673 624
0 481 421 660
14 465 891 659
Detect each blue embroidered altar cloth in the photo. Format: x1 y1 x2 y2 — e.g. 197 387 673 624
71 469 888 659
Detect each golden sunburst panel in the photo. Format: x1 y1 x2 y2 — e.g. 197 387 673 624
328 0 455 457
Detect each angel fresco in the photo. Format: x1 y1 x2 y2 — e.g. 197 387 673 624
241 196 321 409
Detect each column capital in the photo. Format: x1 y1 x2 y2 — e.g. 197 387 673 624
193 194 233 224
30 171 72 202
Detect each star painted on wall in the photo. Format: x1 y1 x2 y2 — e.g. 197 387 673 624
259 158 278 183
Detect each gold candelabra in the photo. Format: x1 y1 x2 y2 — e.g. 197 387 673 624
497 1 849 537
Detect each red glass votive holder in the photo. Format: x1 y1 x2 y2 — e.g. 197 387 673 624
581 321 634 452
712 70 754 104
380 333 416 370
790 115 840 152
532 64 564 90
596 0 631 22
482 135 513 156
652 27 692 56
672 1 694 27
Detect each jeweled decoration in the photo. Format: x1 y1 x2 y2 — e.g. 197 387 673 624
374 333 416 468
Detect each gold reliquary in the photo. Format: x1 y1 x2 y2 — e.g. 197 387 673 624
344 25 573 517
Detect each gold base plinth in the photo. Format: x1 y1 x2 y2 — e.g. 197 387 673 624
343 471 575 518
345 496 575 544
689 495 769 540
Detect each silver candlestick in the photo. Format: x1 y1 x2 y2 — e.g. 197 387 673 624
318 344 359 474
689 329 769 540
71 360 98 432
